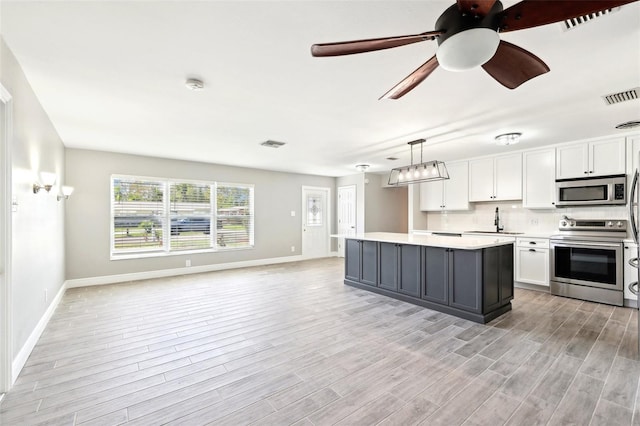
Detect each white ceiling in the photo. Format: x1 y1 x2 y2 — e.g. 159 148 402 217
2 1 639 177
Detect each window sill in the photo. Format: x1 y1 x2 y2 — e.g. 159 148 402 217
110 245 254 261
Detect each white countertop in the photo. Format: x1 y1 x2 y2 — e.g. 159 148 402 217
412 229 554 239
333 232 516 250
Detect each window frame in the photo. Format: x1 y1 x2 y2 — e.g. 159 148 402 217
110 174 254 260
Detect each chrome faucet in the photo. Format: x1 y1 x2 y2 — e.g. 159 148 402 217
495 207 504 233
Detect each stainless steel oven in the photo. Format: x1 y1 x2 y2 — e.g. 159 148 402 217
550 217 626 306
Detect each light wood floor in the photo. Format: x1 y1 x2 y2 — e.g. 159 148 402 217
1 257 638 425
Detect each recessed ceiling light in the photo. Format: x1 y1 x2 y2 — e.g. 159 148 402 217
185 78 204 91
386 157 399 161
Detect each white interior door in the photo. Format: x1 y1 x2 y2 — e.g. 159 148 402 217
337 185 356 257
0 85 12 393
302 186 330 258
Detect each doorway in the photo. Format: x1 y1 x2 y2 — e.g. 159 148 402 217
0 84 13 393
337 185 356 257
301 186 330 258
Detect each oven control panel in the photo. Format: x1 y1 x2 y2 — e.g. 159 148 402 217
558 218 628 231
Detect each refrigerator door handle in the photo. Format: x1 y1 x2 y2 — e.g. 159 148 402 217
629 170 639 245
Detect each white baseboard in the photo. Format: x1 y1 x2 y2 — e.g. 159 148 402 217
12 281 68 382
65 254 311 288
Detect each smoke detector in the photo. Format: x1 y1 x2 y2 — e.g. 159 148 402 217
355 164 370 172
185 78 204 91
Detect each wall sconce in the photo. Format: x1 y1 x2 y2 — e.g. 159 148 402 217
33 172 57 194
57 186 74 201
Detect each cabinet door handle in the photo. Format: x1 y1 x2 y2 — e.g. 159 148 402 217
529 241 537 245
630 282 638 295
629 257 638 268
529 249 536 252
584 171 588 174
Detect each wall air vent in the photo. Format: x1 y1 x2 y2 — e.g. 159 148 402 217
260 140 286 148
562 7 618 30
602 87 639 105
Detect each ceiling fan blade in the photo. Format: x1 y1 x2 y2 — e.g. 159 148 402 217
311 31 443 57
497 0 639 32
379 55 439 100
456 0 497 17
482 40 549 89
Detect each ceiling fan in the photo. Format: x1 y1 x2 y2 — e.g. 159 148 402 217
311 0 638 99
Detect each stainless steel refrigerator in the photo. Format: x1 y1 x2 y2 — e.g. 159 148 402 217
628 168 639 352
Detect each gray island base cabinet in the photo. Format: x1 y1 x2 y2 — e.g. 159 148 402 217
343 236 514 324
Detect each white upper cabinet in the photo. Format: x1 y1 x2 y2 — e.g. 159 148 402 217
469 153 522 202
420 161 469 211
625 134 640 176
556 137 625 179
523 148 556 209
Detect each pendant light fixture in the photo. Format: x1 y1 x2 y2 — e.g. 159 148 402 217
387 139 449 186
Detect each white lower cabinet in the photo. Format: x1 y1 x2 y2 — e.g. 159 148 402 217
515 237 550 286
624 241 638 304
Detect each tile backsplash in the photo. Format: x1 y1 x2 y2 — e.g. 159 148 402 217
420 202 630 236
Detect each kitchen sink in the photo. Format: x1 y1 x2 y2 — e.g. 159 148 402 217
465 230 524 235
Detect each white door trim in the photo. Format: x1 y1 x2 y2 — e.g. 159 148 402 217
0 83 13 392
301 186 331 258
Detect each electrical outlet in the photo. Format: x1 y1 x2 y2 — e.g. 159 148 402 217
291 246 295 252
530 218 539 226
185 259 191 267
290 211 296 217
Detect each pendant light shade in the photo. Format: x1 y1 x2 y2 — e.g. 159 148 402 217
387 139 449 186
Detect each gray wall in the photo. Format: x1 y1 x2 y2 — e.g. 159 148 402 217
336 172 407 234
364 174 408 233
1 38 67 359
65 148 336 280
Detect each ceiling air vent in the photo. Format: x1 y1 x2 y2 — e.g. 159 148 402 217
602 87 639 105
260 140 286 148
562 8 618 30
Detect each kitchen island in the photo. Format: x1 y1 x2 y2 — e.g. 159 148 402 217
341 232 515 324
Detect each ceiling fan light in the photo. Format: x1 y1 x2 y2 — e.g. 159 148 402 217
436 28 500 72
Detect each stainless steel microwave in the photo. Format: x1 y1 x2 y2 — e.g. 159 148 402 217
556 174 626 207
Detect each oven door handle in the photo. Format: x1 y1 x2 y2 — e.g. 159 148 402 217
551 241 622 249
630 281 639 295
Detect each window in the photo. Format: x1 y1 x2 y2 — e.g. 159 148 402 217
112 178 165 253
216 184 254 248
170 182 212 251
111 175 254 258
